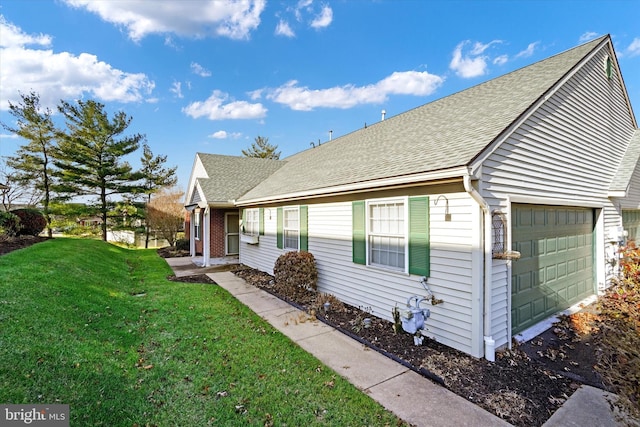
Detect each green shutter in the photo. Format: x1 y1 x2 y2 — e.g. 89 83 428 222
352 201 366 264
276 207 283 249
409 196 430 276
300 205 308 251
259 208 264 235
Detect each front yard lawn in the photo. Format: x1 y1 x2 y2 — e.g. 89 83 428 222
0 238 407 426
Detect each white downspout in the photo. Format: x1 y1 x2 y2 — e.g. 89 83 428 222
463 173 495 362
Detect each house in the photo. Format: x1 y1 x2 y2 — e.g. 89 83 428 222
184 154 285 263
185 35 639 360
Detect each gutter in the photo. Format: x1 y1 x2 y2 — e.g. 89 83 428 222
463 172 495 362
236 166 469 206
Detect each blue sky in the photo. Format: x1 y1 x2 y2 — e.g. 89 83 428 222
1 0 639 190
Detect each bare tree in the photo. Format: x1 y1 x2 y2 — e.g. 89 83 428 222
0 160 42 211
146 187 184 247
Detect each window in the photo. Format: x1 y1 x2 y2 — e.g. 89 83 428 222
277 206 308 251
283 207 299 250
353 197 430 276
194 210 201 240
369 200 406 270
244 209 259 235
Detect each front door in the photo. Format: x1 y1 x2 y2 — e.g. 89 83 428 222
225 213 240 255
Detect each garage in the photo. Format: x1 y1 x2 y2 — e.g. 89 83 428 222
511 204 595 334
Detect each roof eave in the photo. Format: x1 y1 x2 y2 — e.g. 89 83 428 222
608 190 628 199
236 166 470 206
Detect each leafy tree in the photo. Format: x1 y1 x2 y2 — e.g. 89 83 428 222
140 144 177 247
53 99 145 241
1 92 57 236
146 187 184 247
241 136 281 159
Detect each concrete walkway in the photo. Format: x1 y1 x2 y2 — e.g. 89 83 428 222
208 271 509 427
165 258 632 426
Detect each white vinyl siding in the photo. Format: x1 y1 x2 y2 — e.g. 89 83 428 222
478 47 635 350
239 194 479 356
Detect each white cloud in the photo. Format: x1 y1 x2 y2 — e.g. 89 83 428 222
170 81 183 98
310 5 333 29
493 55 508 66
183 90 267 120
247 89 264 100
275 19 295 37
63 0 266 41
191 62 212 77
515 42 539 59
450 41 489 78
627 37 640 57
278 0 333 34
579 31 599 42
266 70 444 111
209 130 242 139
0 16 155 111
210 130 228 139
449 40 503 78
0 15 51 48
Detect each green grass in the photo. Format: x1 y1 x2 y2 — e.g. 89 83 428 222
0 238 405 426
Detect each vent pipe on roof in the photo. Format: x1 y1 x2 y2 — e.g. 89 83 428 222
381 109 386 121
329 130 333 141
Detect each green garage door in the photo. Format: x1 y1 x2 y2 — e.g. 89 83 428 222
511 204 595 334
622 210 640 242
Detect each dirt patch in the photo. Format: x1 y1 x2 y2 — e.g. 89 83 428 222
157 246 190 258
167 274 216 284
232 266 604 427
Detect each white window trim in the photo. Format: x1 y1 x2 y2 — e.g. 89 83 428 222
244 208 260 236
366 197 409 273
283 206 300 251
194 211 201 241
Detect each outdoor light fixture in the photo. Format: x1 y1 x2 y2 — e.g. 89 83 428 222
434 195 451 221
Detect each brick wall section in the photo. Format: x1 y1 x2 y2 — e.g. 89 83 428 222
210 209 226 257
185 208 234 256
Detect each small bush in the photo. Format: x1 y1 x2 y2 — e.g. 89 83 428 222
175 238 189 251
11 208 47 236
0 211 21 236
594 242 640 421
274 251 318 292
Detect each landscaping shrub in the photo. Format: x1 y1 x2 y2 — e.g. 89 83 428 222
0 211 21 236
11 209 47 236
175 238 189 251
274 251 318 293
595 242 640 422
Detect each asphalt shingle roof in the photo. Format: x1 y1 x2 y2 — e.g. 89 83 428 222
194 153 286 204
238 36 606 203
610 129 640 194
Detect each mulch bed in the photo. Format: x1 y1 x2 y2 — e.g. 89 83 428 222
229 266 606 427
0 235 51 256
